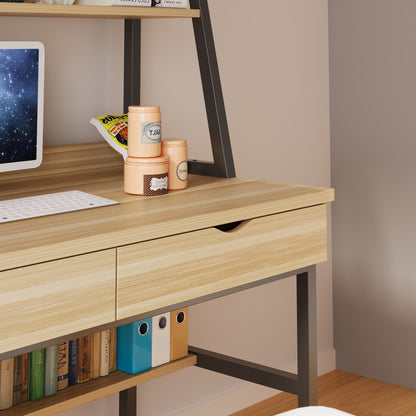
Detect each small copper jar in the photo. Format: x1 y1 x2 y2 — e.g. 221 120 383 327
124 155 168 196
128 105 161 158
161 139 188 190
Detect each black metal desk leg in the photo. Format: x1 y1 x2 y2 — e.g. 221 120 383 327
119 386 137 416
296 266 318 407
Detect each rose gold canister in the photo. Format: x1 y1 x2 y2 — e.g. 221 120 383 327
128 105 161 158
124 155 168 196
161 139 188 190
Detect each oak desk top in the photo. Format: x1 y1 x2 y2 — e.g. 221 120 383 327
0 142 334 271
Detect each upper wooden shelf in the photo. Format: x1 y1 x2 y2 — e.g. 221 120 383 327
0 3 200 19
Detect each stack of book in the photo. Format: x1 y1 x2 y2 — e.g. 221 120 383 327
0 307 189 411
0 328 117 410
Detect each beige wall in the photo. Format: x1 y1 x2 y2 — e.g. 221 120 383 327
0 17 124 144
330 0 416 388
0 0 332 414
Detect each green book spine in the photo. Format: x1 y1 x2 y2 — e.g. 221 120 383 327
29 349 45 401
44 345 58 397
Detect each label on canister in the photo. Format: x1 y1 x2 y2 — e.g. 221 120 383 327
176 161 188 182
141 122 161 144
143 173 168 196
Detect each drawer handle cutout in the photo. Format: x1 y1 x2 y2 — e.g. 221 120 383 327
215 220 244 232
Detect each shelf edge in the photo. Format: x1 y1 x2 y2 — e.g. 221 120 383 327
0 3 200 19
3 355 196 416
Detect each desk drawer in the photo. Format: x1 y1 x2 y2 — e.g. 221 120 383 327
117 204 327 319
0 250 116 354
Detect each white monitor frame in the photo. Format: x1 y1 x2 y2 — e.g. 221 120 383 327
0 41 45 172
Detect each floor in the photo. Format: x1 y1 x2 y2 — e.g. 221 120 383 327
231 370 416 416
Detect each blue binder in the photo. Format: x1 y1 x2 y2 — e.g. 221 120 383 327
117 319 152 374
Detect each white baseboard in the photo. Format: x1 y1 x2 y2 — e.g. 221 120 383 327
172 348 336 416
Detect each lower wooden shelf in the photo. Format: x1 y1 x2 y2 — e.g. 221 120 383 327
4 355 196 416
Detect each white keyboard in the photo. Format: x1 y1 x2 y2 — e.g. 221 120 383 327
0 191 119 223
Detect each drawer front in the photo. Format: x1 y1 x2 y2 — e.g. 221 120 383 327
0 250 116 354
117 204 327 319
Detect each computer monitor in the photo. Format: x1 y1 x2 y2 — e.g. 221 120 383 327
0 41 45 172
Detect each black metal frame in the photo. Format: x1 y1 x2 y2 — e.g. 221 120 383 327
122 0 235 178
0 264 318 413
0 2 318 414
188 266 318 409
119 386 137 416
296 268 318 406
116 266 317 414
24 2 315 413
187 0 235 178
124 19 142 112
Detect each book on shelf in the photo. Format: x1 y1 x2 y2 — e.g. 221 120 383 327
0 357 14 410
91 332 101 379
109 327 117 373
152 0 188 7
29 349 45 401
68 339 78 386
112 0 151 6
12 355 22 406
117 319 152 374
100 329 110 377
57 342 69 390
21 353 29 403
111 0 188 7
44 345 58 397
152 313 171 367
77 335 91 384
170 308 189 361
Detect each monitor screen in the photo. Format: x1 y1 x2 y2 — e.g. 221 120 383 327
0 42 44 172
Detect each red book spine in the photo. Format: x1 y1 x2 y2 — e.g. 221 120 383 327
21 353 29 402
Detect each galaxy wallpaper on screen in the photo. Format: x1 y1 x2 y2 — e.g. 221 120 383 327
0 49 39 164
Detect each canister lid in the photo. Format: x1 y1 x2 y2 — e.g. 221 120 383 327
161 139 187 147
126 155 168 165
128 105 160 113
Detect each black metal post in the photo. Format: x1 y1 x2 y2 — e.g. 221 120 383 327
119 386 137 416
124 19 141 112
296 266 318 407
188 0 236 178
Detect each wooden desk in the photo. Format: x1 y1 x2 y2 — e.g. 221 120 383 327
0 142 334 415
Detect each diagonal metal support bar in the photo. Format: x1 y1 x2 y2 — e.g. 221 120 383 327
188 346 298 394
189 0 236 178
